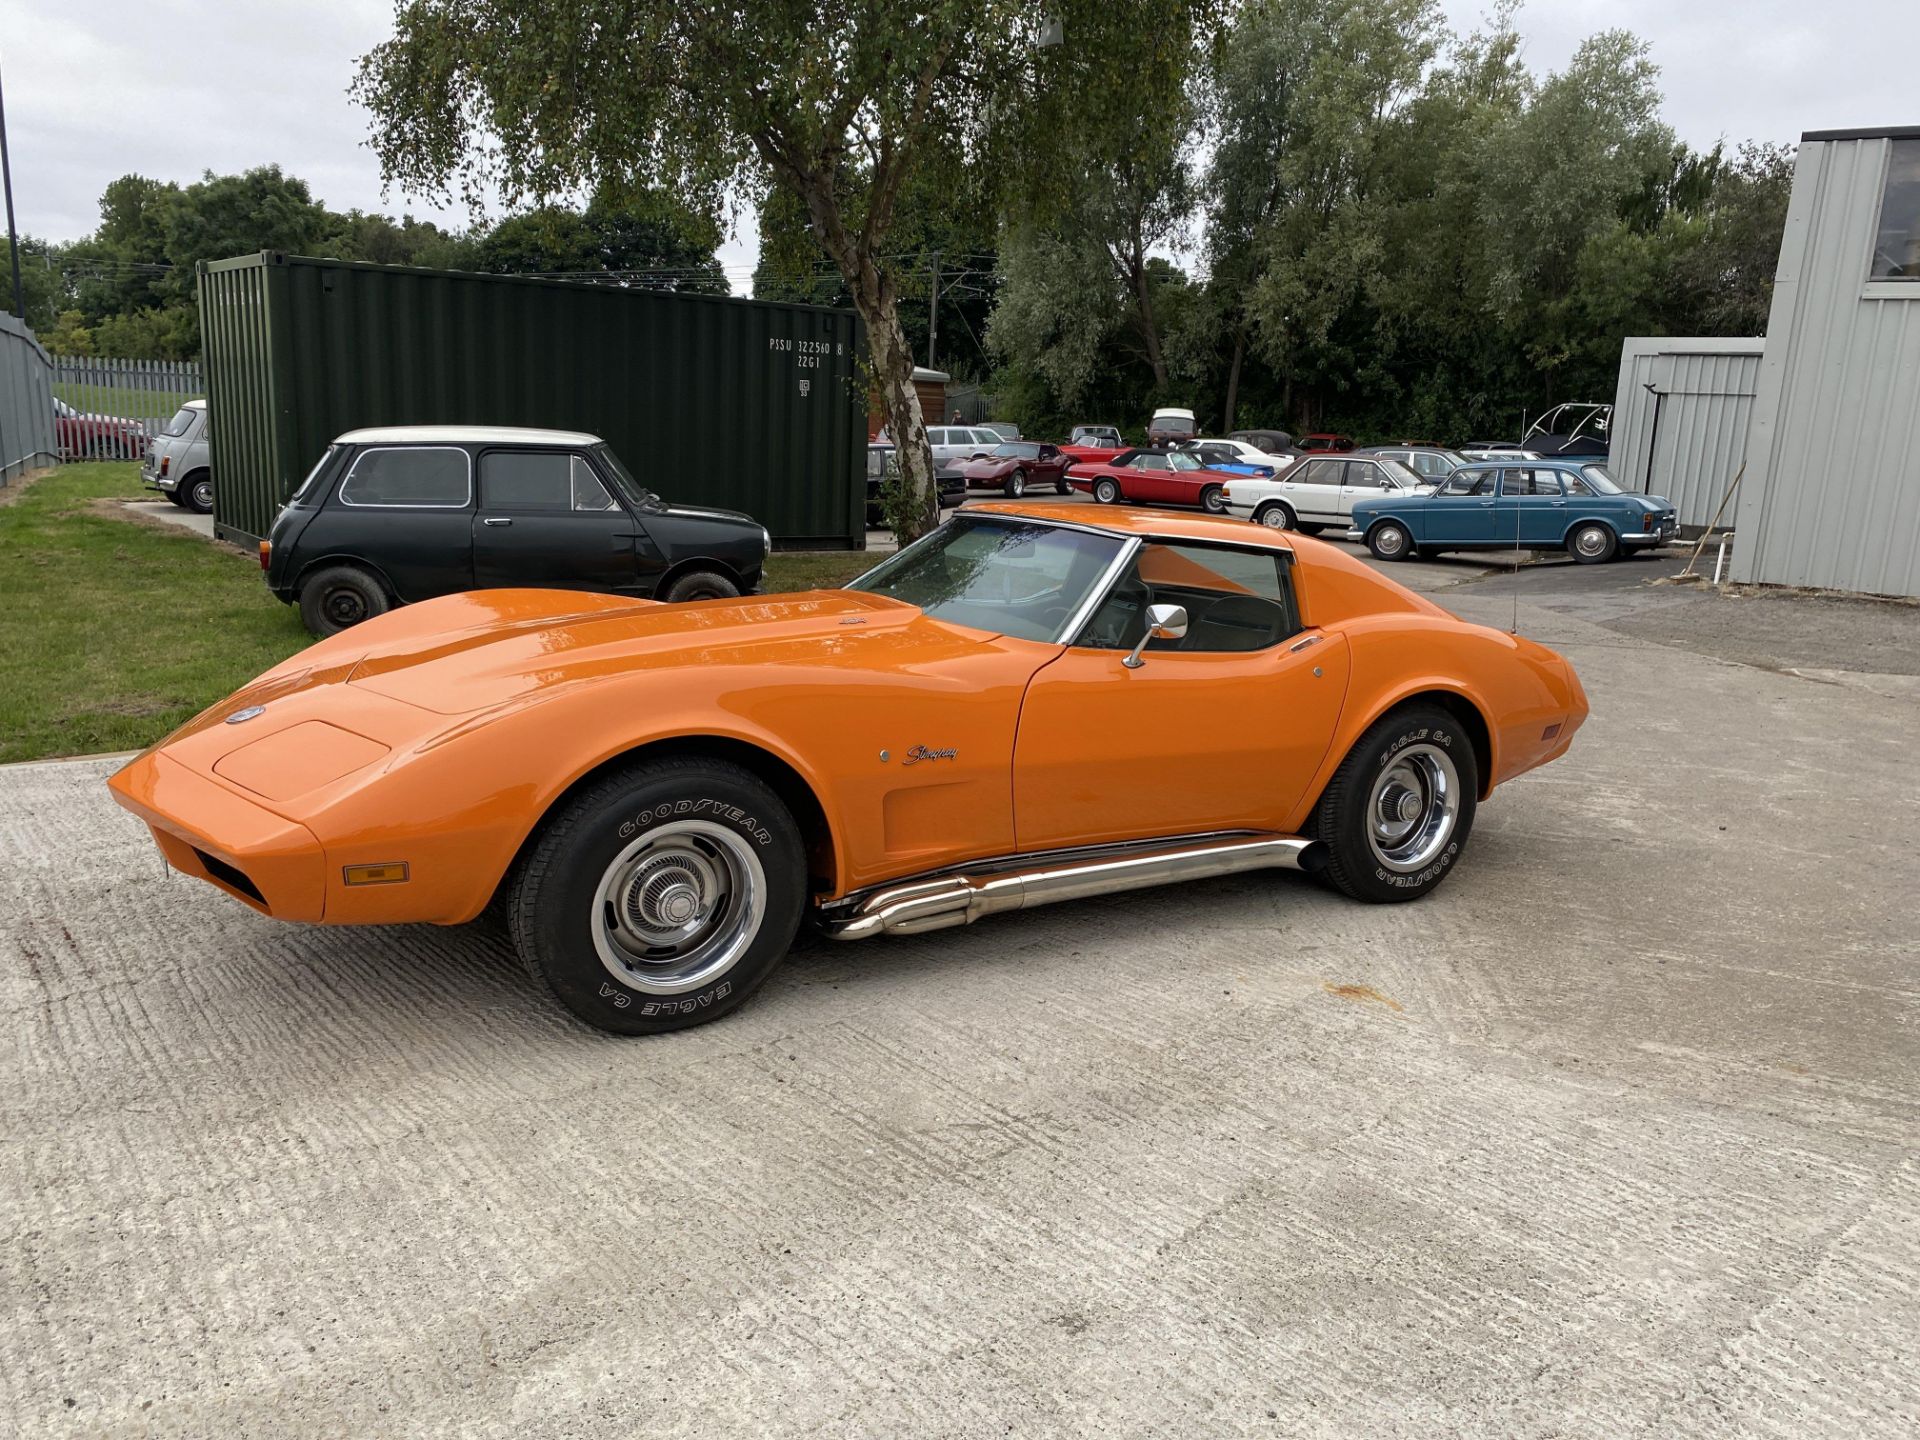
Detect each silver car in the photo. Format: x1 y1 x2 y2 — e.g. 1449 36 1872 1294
926 425 1001 465
142 399 213 513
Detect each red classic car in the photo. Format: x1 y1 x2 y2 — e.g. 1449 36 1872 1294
1298 432 1357 454
956 441 1074 497
55 398 148 460
1066 448 1241 513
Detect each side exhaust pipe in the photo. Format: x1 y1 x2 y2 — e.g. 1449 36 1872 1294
823 832 1327 942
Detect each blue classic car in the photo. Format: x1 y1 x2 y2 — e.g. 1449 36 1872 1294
1346 459 1676 564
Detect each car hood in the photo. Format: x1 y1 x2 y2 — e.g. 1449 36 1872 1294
958 457 1014 474
338 588 992 715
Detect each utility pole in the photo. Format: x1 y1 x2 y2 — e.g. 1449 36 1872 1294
926 250 939 370
0 50 24 320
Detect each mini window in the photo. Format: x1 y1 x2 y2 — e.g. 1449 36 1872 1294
338 447 471 508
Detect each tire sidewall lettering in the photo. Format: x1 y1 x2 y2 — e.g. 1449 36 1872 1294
617 797 773 846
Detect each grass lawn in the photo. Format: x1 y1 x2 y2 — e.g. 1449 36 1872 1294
0 463 883 763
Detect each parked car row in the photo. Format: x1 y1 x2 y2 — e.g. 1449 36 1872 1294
54 398 148 461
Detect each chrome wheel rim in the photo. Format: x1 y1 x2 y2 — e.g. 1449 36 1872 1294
1374 525 1407 557
1574 526 1607 558
1366 744 1460 872
1203 488 1225 512
591 819 765 994
1096 480 1117 503
191 480 213 509
1260 506 1291 529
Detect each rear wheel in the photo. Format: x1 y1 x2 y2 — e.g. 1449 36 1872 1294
1367 521 1414 561
180 473 213 514
662 569 742 603
1056 473 1072 496
1310 704 1478 903
1094 478 1121 504
1200 484 1226 514
510 756 805 1034
1569 522 1617 564
298 564 389 636
1004 468 1028 498
1255 501 1295 530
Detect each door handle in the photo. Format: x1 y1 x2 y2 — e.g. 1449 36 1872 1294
482 516 513 527
1478 500 1494 507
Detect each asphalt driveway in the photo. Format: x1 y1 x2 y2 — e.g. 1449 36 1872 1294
2 552 1915 1436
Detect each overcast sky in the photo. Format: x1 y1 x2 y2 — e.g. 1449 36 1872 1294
5 0 1910 283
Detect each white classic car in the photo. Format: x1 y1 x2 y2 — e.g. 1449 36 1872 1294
1222 452 1430 533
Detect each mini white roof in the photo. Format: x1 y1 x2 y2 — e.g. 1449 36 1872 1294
182 398 207 410
334 424 604 446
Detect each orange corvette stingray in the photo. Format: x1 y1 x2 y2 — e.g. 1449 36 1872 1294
109 503 1587 1034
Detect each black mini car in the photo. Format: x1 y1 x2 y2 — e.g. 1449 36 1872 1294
264 427 771 636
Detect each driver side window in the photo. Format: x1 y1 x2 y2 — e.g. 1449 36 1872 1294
1441 469 1494 496
1075 542 1302 654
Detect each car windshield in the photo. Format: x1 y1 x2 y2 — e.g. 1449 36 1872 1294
847 515 1125 642
1379 458 1424 487
1580 464 1623 494
593 442 662 508
1154 416 1196 434
160 406 199 437
992 443 1042 459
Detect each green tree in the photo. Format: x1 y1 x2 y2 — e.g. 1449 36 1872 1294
354 0 1212 539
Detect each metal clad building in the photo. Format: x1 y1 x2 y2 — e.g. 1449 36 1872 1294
199 253 867 549
0 312 57 485
1609 337 1763 530
1732 127 1920 596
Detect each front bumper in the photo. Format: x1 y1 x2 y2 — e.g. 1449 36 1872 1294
1343 527 1366 542
109 751 330 921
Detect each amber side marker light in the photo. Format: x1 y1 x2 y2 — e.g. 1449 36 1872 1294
259 540 272 572
343 863 409 886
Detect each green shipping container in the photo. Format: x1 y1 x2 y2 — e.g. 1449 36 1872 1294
198 252 867 548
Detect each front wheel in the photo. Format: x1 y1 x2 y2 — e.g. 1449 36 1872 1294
1568 522 1617 564
1004 468 1028 498
662 569 742 603
1094 478 1121 504
1367 521 1414 561
1310 704 1478 903
1199 485 1226 514
510 756 806 1034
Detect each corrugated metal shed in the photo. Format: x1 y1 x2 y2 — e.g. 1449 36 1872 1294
0 312 58 485
199 253 868 548
1732 129 1920 596
1608 337 1763 529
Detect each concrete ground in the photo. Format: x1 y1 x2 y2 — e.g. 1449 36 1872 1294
3 547 1916 1437
119 497 214 540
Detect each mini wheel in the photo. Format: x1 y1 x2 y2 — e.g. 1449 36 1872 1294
298 565 390 636
663 569 742 603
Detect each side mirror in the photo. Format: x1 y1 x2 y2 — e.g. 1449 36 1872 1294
1123 603 1188 669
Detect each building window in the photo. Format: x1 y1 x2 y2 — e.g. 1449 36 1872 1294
1870 138 1920 280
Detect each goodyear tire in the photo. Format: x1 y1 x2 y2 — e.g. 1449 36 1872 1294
1310 704 1478 904
511 757 806 1035
298 564 389 636
663 569 742 603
